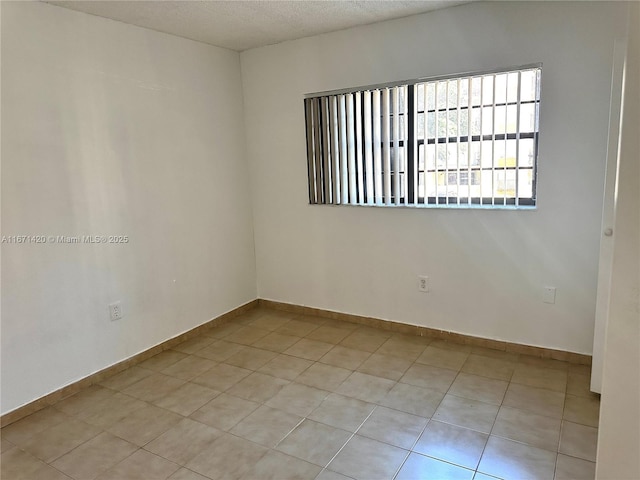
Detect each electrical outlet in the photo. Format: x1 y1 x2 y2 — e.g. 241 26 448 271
109 301 123 321
418 275 429 293
542 287 556 304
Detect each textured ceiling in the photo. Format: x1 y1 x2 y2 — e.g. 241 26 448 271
46 1 471 51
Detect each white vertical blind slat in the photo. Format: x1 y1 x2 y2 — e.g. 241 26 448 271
329 95 340 204
403 86 409 205
346 93 358 204
338 94 349 204
355 93 365 204
373 89 383 204
392 87 400 205
382 88 391 205
304 99 316 203
364 90 374 204
312 97 324 203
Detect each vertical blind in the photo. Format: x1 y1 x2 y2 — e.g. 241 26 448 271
304 65 541 207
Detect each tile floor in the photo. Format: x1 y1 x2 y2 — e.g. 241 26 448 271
1 308 600 480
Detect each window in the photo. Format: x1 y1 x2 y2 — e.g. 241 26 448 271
304 65 541 208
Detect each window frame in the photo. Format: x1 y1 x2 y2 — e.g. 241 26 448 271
305 63 542 209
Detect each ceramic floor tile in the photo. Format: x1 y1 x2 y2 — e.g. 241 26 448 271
380 383 445 418
251 332 301 352
226 371 290 403
319 346 371 370
295 363 352 391
492 406 561 451
122 373 186 403
477 436 556 480
191 363 252 391
277 419 352 466
186 432 268 480
1 438 14 454
223 326 271 345
224 346 278 371
107 404 182 447
96 449 179 480
328 435 408 480
315 469 354 480
306 325 351 344
144 418 222 465
21 418 102 463
284 339 335 361
153 382 220 416
308 393 376 432
139 351 188 372
396 452 475 480
98 366 155 391
568 364 591 376
21 462 73 480
172 336 216 355
375 335 429 361
51 432 137 480
190 393 259 431
1 407 70 445
416 346 469 371
356 353 412 381
266 383 330 417
54 386 115 416
168 468 211 480
413 420 488 470
335 372 396 403
554 453 595 480
472 473 500 480
566 373 596 398
248 314 292 331
461 354 516 382
502 383 565 419
449 373 508 405
511 364 567 393
194 340 246 362
433 394 499 434
204 322 244 340
518 356 570 371
339 330 390 353
230 405 303 447
400 364 457 393
563 394 600 427
357 406 427 449
161 356 217 381
76 392 147 429
318 318 358 331
240 450 322 480
0 447 48 480
276 319 320 337
558 421 598 461
258 354 314 381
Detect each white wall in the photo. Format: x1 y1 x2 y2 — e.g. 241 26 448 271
241 1 627 355
596 3 640 478
1 2 256 414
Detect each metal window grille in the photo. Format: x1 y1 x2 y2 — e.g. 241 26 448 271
304 65 541 207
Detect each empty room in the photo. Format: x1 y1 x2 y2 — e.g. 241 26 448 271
1 1 638 479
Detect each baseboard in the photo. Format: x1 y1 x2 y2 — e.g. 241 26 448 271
0 299 259 428
2 296 591 428
258 299 592 366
